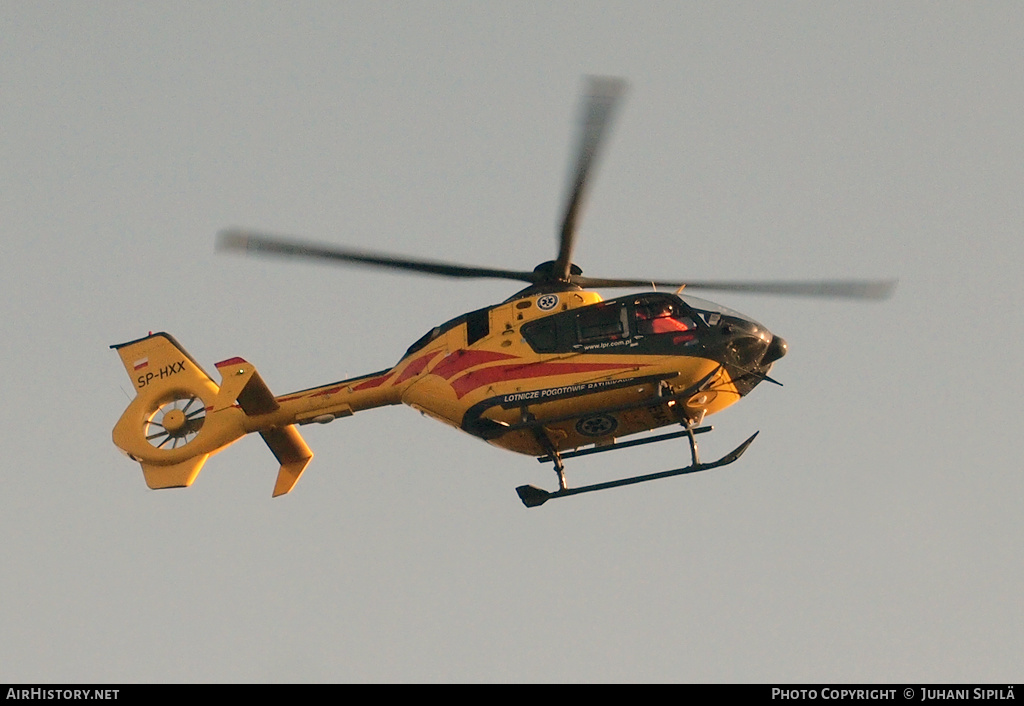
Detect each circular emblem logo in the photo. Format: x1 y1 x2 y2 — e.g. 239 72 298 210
536 294 559 311
575 414 618 438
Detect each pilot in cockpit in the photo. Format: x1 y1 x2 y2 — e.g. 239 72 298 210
636 302 694 335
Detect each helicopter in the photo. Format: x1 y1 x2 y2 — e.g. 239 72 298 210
111 77 895 507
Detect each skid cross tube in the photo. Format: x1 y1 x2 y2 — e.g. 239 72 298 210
537 425 714 463
516 431 758 508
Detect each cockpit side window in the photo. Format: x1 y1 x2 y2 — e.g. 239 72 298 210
521 316 559 353
576 303 628 343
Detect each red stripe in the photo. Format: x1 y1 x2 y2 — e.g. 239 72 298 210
430 349 518 380
277 371 394 402
216 357 248 368
351 371 395 391
304 386 344 399
394 349 444 384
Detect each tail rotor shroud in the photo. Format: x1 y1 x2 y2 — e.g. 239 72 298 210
111 333 315 496
145 396 206 450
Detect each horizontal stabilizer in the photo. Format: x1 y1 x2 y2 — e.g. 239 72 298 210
141 455 210 490
261 426 313 497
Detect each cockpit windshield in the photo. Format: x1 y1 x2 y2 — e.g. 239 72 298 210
680 294 761 327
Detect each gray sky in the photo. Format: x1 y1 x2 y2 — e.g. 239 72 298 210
2 2 1022 683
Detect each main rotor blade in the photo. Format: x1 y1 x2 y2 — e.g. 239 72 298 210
554 76 628 282
218 229 540 283
570 275 898 299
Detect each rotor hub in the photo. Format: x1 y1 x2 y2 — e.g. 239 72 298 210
144 396 206 449
161 408 187 435
532 260 583 280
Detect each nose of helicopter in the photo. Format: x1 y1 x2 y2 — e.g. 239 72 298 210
720 318 786 375
763 334 788 365
720 323 786 395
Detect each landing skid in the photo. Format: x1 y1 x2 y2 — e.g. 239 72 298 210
515 430 758 508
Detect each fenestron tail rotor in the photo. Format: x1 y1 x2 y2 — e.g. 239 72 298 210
145 396 206 450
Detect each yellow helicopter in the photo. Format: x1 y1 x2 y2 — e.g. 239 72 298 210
111 77 894 507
